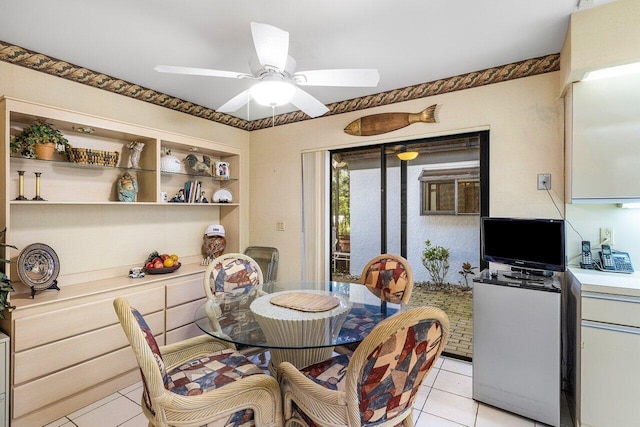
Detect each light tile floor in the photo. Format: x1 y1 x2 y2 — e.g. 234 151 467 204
44 356 571 427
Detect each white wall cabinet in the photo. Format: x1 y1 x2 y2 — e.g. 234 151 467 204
565 75 640 203
565 269 640 427
580 291 640 427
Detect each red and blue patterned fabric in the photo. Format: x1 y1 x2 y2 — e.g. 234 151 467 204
208 258 261 310
166 348 264 427
337 306 383 344
130 307 265 427
292 318 444 426
167 348 264 395
130 308 171 387
363 258 409 304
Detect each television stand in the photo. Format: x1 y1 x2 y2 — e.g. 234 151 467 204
510 267 553 277
474 269 560 292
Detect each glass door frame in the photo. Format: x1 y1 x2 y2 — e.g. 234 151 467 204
329 130 489 278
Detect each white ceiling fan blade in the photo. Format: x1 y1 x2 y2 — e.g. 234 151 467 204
217 89 252 113
155 65 249 79
290 87 329 118
295 69 380 87
250 22 289 71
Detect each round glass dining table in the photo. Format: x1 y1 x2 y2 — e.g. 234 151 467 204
194 280 405 372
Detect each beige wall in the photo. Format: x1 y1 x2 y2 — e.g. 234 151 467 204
1 61 566 283
250 72 565 281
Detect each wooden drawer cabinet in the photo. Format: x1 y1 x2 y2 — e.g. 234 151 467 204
5 268 209 427
166 274 206 345
13 288 164 352
8 285 166 426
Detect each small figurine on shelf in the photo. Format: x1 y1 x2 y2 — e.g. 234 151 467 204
169 189 185 203
184 154 213 176
127 141 145 169
200 191 208 203
117 172 138 202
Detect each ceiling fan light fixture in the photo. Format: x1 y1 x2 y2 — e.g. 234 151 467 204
397 151 419 161
249 80 295 107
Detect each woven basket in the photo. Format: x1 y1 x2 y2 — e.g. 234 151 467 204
66 145 120 167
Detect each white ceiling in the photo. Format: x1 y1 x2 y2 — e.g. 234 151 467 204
0 1 613 121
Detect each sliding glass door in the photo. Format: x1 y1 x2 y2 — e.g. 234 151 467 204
330 131 489 283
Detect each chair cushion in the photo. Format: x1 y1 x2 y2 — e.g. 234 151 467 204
167 348 264 396
130 308 171 387
363 259 409 304
338 306 383 343
300 354 351 391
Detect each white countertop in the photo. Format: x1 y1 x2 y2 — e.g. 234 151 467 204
568 267 640 297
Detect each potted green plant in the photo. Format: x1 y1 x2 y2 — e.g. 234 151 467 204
11 119 69 160
337 215 350 252
0 228 17 320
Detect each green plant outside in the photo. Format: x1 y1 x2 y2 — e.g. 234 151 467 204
0 228 17 320
458 261 477 289
333 164 350 237
10 119 69 158
421 240 450 286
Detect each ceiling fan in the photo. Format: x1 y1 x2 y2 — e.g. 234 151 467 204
155 22 380 118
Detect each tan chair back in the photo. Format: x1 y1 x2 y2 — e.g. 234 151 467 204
359 253 414 304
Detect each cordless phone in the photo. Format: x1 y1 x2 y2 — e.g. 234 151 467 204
598 244 634 273
580 241 593 269
600 244 615 270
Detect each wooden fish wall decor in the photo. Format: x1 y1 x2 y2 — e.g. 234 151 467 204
344 104 437 136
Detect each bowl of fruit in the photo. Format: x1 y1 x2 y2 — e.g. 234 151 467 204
143 251 181 274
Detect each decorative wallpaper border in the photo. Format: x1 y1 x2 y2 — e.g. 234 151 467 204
0 40 559 132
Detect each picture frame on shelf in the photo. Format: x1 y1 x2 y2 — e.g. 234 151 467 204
215 161 230 178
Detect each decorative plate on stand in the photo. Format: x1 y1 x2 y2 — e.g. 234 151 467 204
213 189 233 203
17 243 61 298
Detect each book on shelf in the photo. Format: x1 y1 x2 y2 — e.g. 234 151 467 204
184 180 203 203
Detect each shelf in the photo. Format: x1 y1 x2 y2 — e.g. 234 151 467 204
10 201 238 206
161 171 237 181
10 156 155 174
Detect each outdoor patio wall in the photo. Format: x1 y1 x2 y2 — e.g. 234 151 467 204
350 166 479 284
249 71 564 282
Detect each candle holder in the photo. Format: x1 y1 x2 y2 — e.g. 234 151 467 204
32 172 46 201
14 170 28 200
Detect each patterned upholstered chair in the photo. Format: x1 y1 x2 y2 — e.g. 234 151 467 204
278 306 449 427
359 253 414 305
203 253 267 356
335 253 414 354
113 297 282 427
